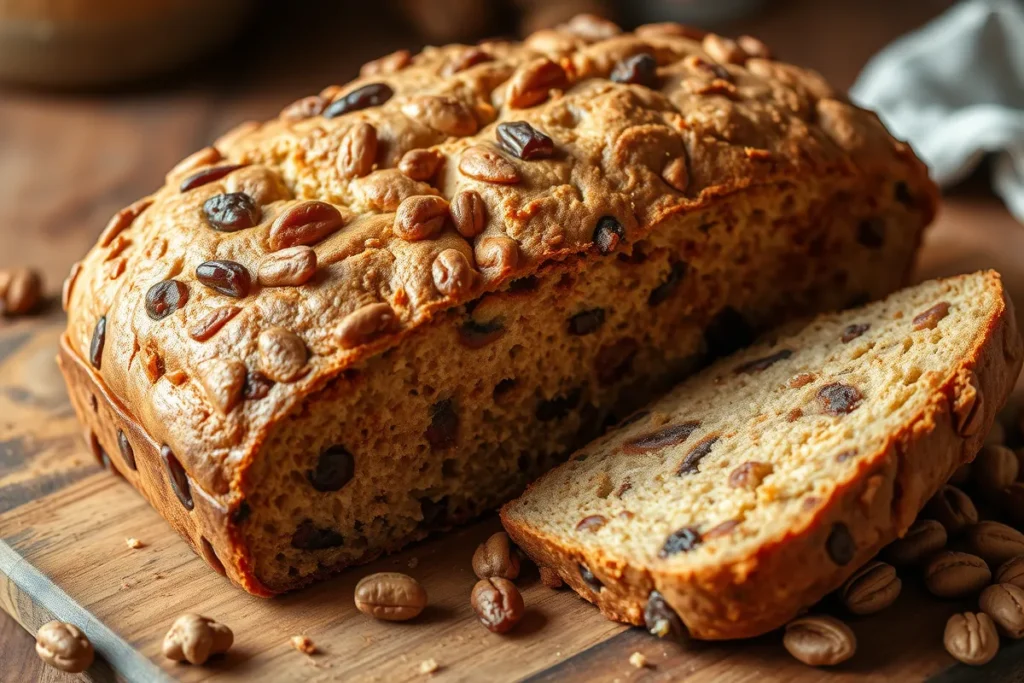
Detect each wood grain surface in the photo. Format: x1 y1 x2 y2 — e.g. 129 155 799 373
5 0 1024 681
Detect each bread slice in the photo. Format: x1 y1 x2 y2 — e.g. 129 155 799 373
502 271 1022 640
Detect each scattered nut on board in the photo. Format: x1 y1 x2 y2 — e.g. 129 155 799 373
354 572 428 621
471 577 524 633
419 658 440 674
782 615 856 667
924 551 991 598
629 651 648 668
35 621 94 674
472 532 521 580
944 612 999 665
979 583 1024 638
290 635 316 654
125 537 145 549
162 614 233 664
0 267 43 317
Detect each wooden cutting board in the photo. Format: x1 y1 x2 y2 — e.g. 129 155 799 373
2 296 1024 682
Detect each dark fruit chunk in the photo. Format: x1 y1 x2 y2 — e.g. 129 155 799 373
291 520 344 550
508 276 539 292
145 280 189 320
648 261 687 306
493 378 517 400
160 445 193 511
817 383 863 415
496 121 554 160
734 349 792 374
568 308 606 335
323 83 394 118
203 192 260 232
579 563 603 591
231 500 251 525
624 421 700 453
458 319 505 349
117 429 137 470
827 523 855 565
677 435 719 476
611 53 659 88
180 164 244 193
89 316 106 369
596 337 639 386
841 323 870 343
425 399 458 449
244 371 274 400
593 216 625 255
705 307 754 359
857 218 885 248
913 302 950 330
659 527 702 557
308 445 356 492
196 260 252 298
644 590 689 641
536 388 582 421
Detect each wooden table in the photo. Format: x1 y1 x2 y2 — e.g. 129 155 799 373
5 0 1023 680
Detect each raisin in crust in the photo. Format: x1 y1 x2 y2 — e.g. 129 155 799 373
60 16 938 595
502 272 1022 640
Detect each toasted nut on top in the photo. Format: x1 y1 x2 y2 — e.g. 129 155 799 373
162 614 233 665
35 621 94 673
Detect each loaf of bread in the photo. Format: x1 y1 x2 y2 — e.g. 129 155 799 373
502 272 1022 640
59 15 937 595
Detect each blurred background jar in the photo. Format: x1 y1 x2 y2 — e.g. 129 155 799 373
0 0 250 87
621 0 768 27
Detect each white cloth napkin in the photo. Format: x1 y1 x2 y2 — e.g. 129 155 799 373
850 0 1024 221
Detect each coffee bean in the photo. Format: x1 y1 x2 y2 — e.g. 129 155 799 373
450 190 487 238
394 195 449 241
841 323 870 343
180 164 244 192
578 563 602 591
648 261 687 306
884 519 947 565
826 523 855 565
472 532 520 580
611 53 659 88
980 583 1024 638
817 383 863 416
291 520 344 550
593 216 625 255
840 561 901 615
117 430 137 471
644 590 688 641
536 388 582 421
471 577 524 633
999 482 1024 527
354 572 427 621
659 526 702 558
89 316 107 369
568 308 606 335
925 551 991 598
0 268 42 316
783 615 856 667
624 421 700 453
944 612 999 665
735 349 793 375
677 436 719 476
966 521 1024 566
308 445 355 492
160 445 193 511
203 193 260 232
145 280 189 320
496 121 554 160
425 399 458 449
973 445 1019 493
926 485 978 535
338 122 378 179
324 83 394 118
196 260 251 298
268 201 345 251
996 555 1024 589
35 621 94 673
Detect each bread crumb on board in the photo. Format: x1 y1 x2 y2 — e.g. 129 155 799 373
125 538 145 549
419 658 440 674
629 651 648 668
290 635 316 654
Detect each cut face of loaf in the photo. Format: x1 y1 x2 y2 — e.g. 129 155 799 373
58 15 938 595
502 272 1023 640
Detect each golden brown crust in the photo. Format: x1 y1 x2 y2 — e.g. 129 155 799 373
58 16 937 594
502 272 1022 640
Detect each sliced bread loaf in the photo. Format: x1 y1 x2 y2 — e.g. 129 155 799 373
502 271 1023 640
